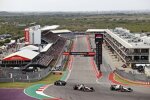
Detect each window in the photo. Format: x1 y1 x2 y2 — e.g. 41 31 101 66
141 56 148 60
134 56 140 60
141 49 149 53
134 49 140 53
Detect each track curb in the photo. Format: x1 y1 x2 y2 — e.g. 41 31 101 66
114 72 150 86
108 72 127 85
24 84 49 99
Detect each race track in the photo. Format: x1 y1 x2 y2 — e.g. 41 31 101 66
44 35 150 100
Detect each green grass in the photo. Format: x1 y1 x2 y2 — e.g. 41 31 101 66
0 73 62 89
114 73 134 85
114 73 148 86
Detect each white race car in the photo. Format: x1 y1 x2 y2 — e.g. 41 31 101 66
73 84 95 92
110 85 133 92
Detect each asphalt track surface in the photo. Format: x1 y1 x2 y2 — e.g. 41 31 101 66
0 88 36 100
44 35 150 100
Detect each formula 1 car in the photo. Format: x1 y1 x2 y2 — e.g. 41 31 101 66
110 85 133 92
73 84 95 92
54 80 66 86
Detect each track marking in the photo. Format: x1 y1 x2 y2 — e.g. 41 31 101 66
36 85 53 98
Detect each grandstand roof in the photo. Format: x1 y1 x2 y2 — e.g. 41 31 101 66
3 49 39 61
41 25 59 31
51 29 71 34
41 43 53 52
86 29 106 33
19 45 39 51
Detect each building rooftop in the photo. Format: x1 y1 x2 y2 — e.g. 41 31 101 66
106 28 150 49
41 25 59 31
86 29 106 33
51 29 71 34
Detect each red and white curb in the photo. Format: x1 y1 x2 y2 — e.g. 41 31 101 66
36 85 52 98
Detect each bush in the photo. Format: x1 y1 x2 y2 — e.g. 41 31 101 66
0 41 4 46
4 39 11 43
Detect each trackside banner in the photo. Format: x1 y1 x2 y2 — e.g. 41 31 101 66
24 28 30 43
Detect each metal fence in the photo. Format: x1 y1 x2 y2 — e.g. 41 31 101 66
115 68 150 82
0 67 51 82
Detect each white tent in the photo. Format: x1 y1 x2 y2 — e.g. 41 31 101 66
51 29 71 34
3 49 39 61
41 25 59 31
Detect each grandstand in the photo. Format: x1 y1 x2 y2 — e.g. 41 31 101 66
41 30 60 43
1 26 67 68
22 32 67 69
0 25 70 82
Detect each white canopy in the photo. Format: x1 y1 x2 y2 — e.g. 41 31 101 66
41 43 53 52
41 25 59 31
19 45 39 51
51 29 71 34
3 49 39 60
86 29 106 33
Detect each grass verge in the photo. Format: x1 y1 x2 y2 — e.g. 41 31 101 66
0 73 62 89
114 73 134 85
